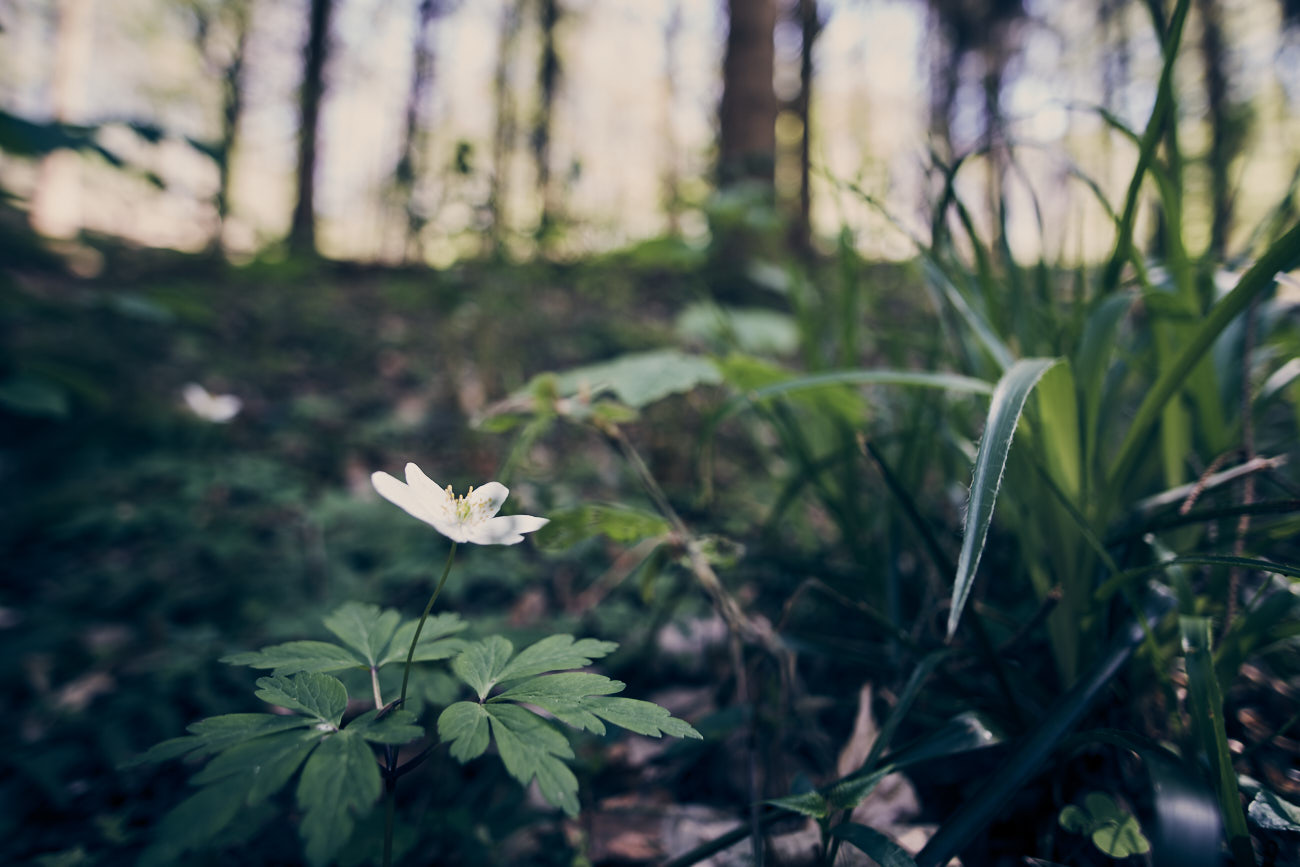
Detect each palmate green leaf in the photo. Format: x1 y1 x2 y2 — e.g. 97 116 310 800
496 634 619 682
221 640 366 675
190 728 319 791
185 713 315 754
484 703 580 817
254 673 348 726
829 823 918 867
580 697 702 740
493 672 626 733
296 731 382 867
344 708 424 745
323 602 402 668
948 357 1060 641
452 636 515 700
152 775 247 852
437 701 491 761
379 612 468 667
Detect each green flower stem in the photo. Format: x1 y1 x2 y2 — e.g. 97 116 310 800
399 542 457 708
384 541 458 867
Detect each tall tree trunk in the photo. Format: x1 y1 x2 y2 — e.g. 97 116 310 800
718 0 777 190
532 0 560 244
488 0 523 257
395 0 440 262
289 0 333 256
1197 0 1232 258
790 0 821 254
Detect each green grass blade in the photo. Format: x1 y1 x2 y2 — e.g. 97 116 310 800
1107 219 1300 492
1099 0 1192 294
1179 617 1255 867
947 358 1060 641
830 823 918 867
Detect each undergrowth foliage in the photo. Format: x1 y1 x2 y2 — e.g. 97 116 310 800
135 482 700 866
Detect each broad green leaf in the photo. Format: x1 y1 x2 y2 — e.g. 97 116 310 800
1092 816 1150 858
323 602 402 668
484 703 579 816
1083 791 1125 823
550 348 722 408
829 823 918 867
152 776 246 851
1181 617 1256 867
766 790 828 820
345 709 424 745
496 634 619 683
186 714 314 754
582 696 702 740
437 701 491 762
676 302 799 355
948 358 1060 640
1031 361 1081 501
221 640 365 674
451 636 515 700
533 504 670 552
1248 789 1300 832
296 732 381 867
254 673 348 726
1058 804 1090 833
379 612 468 667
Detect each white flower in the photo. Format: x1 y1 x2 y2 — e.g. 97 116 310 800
370 462 548 545
182 383 242 423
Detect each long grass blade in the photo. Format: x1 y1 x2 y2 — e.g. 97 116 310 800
1180 617 1255 867
1099 0 1192 294
1107 219 1300 493
947 358 1060 640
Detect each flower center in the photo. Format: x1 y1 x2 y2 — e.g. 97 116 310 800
446 485 489 524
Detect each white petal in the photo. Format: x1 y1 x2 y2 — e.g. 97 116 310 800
403 463 453 517
371 470 439 527
466 514 549 545
466 482 509 520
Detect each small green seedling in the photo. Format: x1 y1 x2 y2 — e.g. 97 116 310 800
1058 791 1151 859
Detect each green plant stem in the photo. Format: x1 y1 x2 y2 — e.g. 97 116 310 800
383 541 457 867
399 542 458 708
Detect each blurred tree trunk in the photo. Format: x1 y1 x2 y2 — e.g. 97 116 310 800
532 0 561 245
926 5 959 163
790 0 821 254
30 0 92 239
718 0 777 190
194 0 251 253
660 1 683 235
394 0 442 261
1196 0 1232 258
289 0 334 256
488 0 523 257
